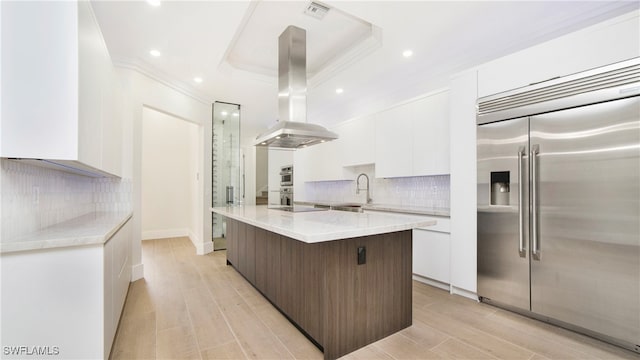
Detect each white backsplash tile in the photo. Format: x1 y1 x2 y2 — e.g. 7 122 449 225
303 165 449 209
1 159 132 242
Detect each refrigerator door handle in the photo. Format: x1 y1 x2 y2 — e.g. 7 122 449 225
531 144 540 259
518 146 526 255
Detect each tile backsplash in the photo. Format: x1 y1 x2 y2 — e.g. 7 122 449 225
302 165 450 209
1 159 132 241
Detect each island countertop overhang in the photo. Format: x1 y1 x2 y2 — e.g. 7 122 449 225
211 205 436 243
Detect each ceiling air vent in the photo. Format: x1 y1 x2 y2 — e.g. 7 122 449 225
304 1 329 20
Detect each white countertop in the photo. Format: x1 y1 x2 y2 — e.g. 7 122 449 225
211 205 436 243
0 211 133 254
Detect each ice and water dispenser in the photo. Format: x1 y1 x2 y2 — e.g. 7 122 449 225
491 171 510 206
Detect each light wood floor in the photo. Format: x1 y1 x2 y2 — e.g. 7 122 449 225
111 237 637 360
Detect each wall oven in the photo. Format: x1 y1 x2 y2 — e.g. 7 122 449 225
280 187 293 206
280 165 293 186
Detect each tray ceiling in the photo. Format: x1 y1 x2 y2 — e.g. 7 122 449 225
223 1 380 82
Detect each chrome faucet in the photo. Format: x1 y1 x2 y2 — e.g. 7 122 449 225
356 173 372 204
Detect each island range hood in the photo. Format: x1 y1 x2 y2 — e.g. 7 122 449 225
254 25 338 149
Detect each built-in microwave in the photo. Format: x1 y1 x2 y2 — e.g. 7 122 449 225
280 165 293 186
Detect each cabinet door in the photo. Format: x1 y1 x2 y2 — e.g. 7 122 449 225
375 105 413 178
113 221 131 321
412 91 450 176
338 116 375 167
265 232 281 304
237 221 247 274
226 219 239 266
1 1 79 160
105 219 131 358
255 228 268 291
101 67 122 177
78 0 104 170
413 228 450 284
103 237 115 359
245 225 256 285
298 139 347 182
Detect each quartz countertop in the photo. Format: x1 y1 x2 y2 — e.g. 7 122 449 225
0 211 133 254
211 205 436 243
294 201 450 217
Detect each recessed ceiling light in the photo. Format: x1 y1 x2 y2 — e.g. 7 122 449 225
147 0 161 6
402 50 414 58
335 88 344 94
276 136 281 139
149 49 161 57
193 77 203 83
261 142 267 145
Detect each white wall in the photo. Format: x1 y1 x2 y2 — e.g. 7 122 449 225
116 67 212 280
141 107 198 241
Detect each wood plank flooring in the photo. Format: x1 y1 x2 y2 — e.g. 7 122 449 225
110 237 637 360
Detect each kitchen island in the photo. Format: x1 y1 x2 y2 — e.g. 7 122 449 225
210 205 436 359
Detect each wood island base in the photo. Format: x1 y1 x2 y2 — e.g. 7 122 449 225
225 218 413 360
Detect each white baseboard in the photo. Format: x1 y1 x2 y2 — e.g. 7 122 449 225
142 228 188 240
187 229 213 255
412 274 451 291
131 263 144 281
197 241 214 255
189 231 213 255
450 285 479 301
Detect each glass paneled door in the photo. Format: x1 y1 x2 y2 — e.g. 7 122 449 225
212 102 241 251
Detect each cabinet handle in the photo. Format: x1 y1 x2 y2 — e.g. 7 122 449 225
531 144 540 259
518 146 526 255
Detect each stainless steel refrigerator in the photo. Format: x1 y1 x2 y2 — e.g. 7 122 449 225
477 58 639 353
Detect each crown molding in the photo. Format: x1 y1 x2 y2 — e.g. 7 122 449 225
112 58 214 105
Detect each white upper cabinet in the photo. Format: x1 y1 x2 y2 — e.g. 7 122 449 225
296 138 348 182
296 89 450 181
336 115 376 167
375 104 413 178
375 89 450 178
412 90 450 176
477 11 639 97
1 1 121 177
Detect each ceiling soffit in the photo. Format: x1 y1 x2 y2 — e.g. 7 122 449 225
222 1 382 88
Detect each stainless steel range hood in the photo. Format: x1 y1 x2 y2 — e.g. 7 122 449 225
254 25 338 149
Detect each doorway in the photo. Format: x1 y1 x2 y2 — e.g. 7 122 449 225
141 107 200 241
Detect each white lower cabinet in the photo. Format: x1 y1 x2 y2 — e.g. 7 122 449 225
0 218 131 359
413 216 451 290
105 219 132 358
